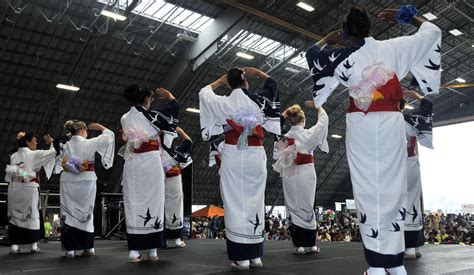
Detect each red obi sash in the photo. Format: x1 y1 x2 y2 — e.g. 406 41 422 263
407 136 417 157
166 166 182 178
348 75 403 114
119 130 160 153
134 140 160 153
224 119 263 147
215 154 222 168
287 138 314 165
29 176 40 184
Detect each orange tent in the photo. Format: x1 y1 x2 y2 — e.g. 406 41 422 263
192 205 224 217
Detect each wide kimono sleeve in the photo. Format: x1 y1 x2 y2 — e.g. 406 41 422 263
85 129 115 169
137 101 179 148
257 77 281 135
384 22 442 95
300 108 329 153
405 98 434 149
199 85 229 141
306 45 351 107
31 145 57 179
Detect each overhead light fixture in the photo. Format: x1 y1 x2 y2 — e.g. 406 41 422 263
100 10 127 21
404 104 414 110
456 78 466 83
236 52 254 60
186 107 200 113
449 29 463 36
331 134 342 139
296 2 315 12
285 67 300 73
422 12 437 21
56 83 80 91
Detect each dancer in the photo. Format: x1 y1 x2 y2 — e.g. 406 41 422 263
306 5 441 275
6 132 56 254
120 85 177 262
162 127 193 248
199 67 280 270
58 120 114 257
273 103 328 255
402 89 433 259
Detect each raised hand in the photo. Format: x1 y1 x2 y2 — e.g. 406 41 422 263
243 67 269 79
378 9 398 23
43 134 54 145
404 89 423 101
209 74 228 90
218 74 228 86
304 100 315 109
322 29 343 45
155 87 175 100
88 123 106 132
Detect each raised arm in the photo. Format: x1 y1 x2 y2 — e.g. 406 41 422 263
176 126 192 142
155 87 176 101
378 8 425 28
302 107 329 152
404 90 424 102
243 67 269 80
86 123 115 169
377 7 441 95
31 134 56 171
209 74 228 91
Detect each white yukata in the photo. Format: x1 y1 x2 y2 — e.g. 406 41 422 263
404 98 433 249
274 109 329 248
58 130 114 251
164 174 184 238
199 78 280 261
163 136 193 241
6 146 56 245
120 105 177 250
306 22 441 268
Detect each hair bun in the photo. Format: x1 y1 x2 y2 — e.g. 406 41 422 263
64 120 87 134
287 104 302 117
16 131 26 140
64 120 75 132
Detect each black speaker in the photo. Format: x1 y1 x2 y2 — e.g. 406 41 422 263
181 164 192 216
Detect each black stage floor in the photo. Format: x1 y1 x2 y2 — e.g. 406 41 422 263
0 240 473 274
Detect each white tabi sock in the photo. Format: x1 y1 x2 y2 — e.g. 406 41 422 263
148 248 158 258
31 242 38 250
11 244 19 252
129 250 140 259
386 266 407 275
175 238 182 245
235 260 249 267
366 267 386 275
405 247 415 255
66 251 75 257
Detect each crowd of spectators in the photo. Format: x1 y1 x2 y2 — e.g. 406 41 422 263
424 213 473 244
191 216 224 239
190 211 474 245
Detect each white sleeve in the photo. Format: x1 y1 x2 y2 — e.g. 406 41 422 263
31 145 57 179
300 108 329 153
384 22 442 94
199 85 228 141
86 129 115 169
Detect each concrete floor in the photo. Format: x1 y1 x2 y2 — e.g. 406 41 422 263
0 239 473 274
